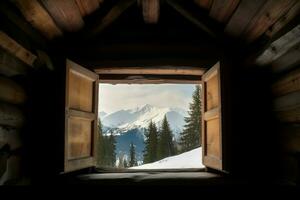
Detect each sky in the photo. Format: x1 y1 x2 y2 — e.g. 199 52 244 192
98 84 198 114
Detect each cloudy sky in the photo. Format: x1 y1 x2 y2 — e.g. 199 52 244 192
98 84 198 114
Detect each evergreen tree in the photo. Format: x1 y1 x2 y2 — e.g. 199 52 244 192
129 142 136 167
179 85 202 152
96 120 105 167
158 115 175 159
143 121 158 163
108 134 116 167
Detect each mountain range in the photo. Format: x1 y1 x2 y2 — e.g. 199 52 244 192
99 104 188 164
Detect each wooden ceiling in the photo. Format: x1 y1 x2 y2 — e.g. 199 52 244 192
5 0 300 44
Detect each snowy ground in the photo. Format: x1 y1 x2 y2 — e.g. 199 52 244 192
130 147 204 169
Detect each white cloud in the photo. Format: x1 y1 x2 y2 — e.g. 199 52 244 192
98 84 198 114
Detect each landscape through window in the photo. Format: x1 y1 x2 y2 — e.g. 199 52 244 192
97 83 203 169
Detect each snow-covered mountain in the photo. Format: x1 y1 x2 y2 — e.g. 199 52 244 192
101 104 187 138
99 111 107 118
130 147 204 169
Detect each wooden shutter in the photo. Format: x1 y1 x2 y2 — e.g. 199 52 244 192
202 62 225 171
64 59 98 172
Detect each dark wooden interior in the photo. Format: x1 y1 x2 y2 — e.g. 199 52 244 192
0 0 299 186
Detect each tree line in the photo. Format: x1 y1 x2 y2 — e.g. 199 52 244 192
96 121 138 168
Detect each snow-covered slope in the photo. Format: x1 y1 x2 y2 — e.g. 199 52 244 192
130 147 204 169
101 104 187 137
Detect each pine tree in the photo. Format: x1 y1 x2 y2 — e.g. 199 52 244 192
129 142 136 167
96 119 105 167
179 85 202 152
143 121 158 164
108 134 116 167
158 115 175 159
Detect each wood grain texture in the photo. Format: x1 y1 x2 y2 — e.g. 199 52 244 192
0 77 26 105
88 0 136 37
202 62 223 171
64 59 98 172
266 1 300 38
69 70 94 112
243 0 296 42
271 43 300 73
272 68 300 97
75 0 100 16
142 0 160 23
0 31 37 66
225 0 267 37
41 0 84 32
273 91 300 112
95 66 205 75
0 48 28 77
206 118 221 158
0 102 24 128
209 0 240 23
12 0 62 39
194 0 213 10
256 25 300 66
206 74 219 110
68 117 92 159
166 0 217 38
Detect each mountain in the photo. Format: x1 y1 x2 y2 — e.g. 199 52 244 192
100 104 188 165
130 147 204 169
99 111 107 118
102 104 187 138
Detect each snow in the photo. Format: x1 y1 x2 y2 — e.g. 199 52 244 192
130 147 204 169
101 104 187 138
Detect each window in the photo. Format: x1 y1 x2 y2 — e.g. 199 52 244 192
63 60 227 173
97 83 203 170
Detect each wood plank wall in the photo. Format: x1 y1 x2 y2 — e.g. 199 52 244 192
263 26 300 184
0 32 36 185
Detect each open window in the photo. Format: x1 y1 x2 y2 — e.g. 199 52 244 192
62 59 227 173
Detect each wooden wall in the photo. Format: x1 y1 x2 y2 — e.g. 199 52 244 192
0 33 33 185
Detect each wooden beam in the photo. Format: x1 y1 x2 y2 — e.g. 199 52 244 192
243 0 296 43
0 0 47 49
0 102 24 128
209 0 240 23
272 68 300 97
98 77 202 84
0 31 37 66
271 43 300 73
256 25 300 66
273 91 300 112
76 58 216 70
273 91 300 123
194 0 213 10
40 0 84 32
166 0 217 38
75 0 101 16
87 0 136 37
0 126 22 150
225 0 267 37
11 0 63 39
141 0 160 24
94 66 205 76
266 1 300 38
0 77 26 105
0 48 29 77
